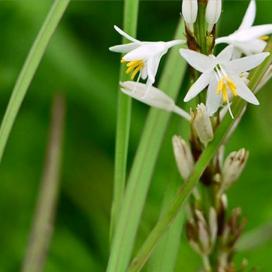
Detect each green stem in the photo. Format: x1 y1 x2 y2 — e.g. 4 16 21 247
128 40 272 272
0 0 69 163
195 0 207 54
22 95 66 272
107 20 186 272
110 0 140 240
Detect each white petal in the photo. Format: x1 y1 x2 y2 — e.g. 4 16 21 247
217 45 234 63
239 0 256 30
234 25 272 42
232 76 259 105
120 81 175 111
114 25 139 43
182 0 198 24
206 73 221 116
234 39 267 55
227 52 269 73
215 36 233 45
146 55 162 86
123 43 166 61
184 72 211 102
179 49 215 72
165 40 184 49
109 43 140 53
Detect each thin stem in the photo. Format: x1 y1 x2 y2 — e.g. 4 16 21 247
107 20 186 272
22 94 66 272
110 0 140 239
0 0 69 163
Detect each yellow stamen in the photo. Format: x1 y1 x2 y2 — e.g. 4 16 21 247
216 79 224 94
226 77 238 96
222 84 228 103
260 35 269 41
121 59 144 80
216 76 238 103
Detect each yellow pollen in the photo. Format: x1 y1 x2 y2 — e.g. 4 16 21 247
216 76 238 103
260 35 269 41
121 59 144 80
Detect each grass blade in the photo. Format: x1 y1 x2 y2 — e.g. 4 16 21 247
0 0 69 163
22 95 66 272
107 20 186 272
147 183 184 272
110 0 140 238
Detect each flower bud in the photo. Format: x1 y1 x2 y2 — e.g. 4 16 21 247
192 104 214 146
209 207 218 247
222 148 249 188
205 0 222 32
120 81 191 121
182 0 198 31
172 135 194 180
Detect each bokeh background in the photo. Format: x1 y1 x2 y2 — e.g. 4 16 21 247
0 0 271 271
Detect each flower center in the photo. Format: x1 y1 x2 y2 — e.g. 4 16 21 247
215 66 237 103
121 58 144 80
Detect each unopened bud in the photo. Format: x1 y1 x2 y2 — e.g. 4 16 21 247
182 0 198 31
209 207 218 246
120 81 191 121
172 135 194 180
205 0 222 32
192 104 214 146
198 220 210 254
222 148 249 188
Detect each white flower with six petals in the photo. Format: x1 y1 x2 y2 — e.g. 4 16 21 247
110 26 183 88
216 0 272 56
180 45 269 117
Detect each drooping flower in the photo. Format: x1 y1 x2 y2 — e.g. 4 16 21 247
216 0 272 56
120 81 191 121
179 45 269 117
182 0 198 32
110 26 183 88
206 0 222 32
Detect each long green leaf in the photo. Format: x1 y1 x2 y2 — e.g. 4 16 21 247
107 20 186 272
111 0 140 239
147 184 184 272
128 40 272 272
0 0 70 163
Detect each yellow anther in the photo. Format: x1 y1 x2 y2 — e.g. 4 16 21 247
222 84 228 103
216 76 237 103
260 35 269 41
122 59 144 80
216 79 224 94
226 77 238 96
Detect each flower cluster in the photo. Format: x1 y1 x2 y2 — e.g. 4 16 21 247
110 0 271 119
110 1 272 270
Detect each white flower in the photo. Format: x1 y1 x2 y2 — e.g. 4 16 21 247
182 0 198 31
179 45 269 117
216 0 272 56
120 81 191 121
206 0 222 32
109 25 183 87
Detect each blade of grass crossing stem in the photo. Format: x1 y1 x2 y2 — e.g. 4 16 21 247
22 95 66 272
128 41 272 272
111 0 139 239
147 183 184 272
107 20 185 272
0 0 69 163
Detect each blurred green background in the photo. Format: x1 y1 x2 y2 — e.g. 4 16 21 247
0 0 271 271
